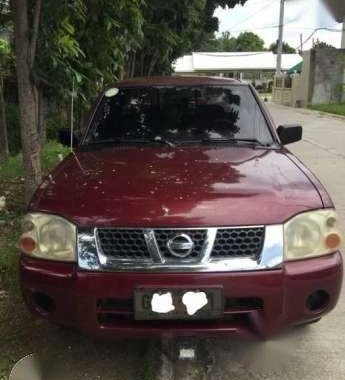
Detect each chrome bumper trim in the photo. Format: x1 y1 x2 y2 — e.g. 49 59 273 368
78 225 284 272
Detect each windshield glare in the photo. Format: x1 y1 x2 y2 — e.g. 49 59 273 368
84 85 274 146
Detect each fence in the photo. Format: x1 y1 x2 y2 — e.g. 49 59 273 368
272 75 303 108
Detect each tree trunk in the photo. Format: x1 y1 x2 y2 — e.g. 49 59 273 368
147 52 158 77
140 51 144 77
0 76 9 163
38 87 47 145
130 51 136 78
11 0 42 204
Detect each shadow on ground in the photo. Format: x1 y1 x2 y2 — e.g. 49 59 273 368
0 292 158 380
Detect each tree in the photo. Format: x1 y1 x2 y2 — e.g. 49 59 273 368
76 0 143 90
235 32 265 52
128 0 208 77
269 41 296 54
220 31 237 51
189 0 246 52
200 31 237 52
9 0 245 202
34 0 143 111
312 39 336 49
200 31 266 52
0 38 11 162
10 0 43 203
129 0 247 76
9 0 144 203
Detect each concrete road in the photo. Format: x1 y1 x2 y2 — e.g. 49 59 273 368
269 103 345 219
167 103 345 380
188 103 345 380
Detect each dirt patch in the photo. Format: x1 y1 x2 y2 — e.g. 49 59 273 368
0 291 158 380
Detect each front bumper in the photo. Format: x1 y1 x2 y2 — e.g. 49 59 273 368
20 252 343 339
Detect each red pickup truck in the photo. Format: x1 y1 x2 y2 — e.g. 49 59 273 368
19 76 343 339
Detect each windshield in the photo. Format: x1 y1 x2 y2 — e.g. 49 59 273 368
84 85 274 146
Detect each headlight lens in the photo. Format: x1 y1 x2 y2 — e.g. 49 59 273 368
20 213 77 262
284 209 342 261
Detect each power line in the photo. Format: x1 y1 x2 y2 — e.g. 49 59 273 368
226 0 277 31
294 26 345 50
228 19 295 33
196 25 345 56
228 21 342 33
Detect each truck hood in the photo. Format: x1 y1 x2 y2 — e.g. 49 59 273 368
30 146 323 227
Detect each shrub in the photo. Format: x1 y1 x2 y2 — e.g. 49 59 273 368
0 140 70 179
6 103 21 155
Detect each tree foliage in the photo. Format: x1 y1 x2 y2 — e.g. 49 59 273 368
8 0 247 201
312 39 336 49
129 0 247 76
234 32 265 51
35 0 144 103
200 31 265 52
269 41 296 54
200 31 237 51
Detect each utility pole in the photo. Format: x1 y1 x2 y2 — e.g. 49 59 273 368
276 0 285 75
341 17 345 49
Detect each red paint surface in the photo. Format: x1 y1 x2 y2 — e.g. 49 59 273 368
30 147 324 228
20 253 343 339
107 75 241 88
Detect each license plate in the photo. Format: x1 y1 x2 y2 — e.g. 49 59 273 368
134 287 224 320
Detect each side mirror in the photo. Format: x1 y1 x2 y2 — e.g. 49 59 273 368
277 125 302 145
58 129 80 147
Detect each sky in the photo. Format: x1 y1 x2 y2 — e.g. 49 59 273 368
214 0 343 50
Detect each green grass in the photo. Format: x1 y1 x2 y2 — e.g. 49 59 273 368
0 140 70 179
0 212 22 290
0 141 70 290
309 103 345 117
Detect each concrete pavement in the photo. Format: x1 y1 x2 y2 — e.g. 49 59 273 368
270 103 345 220
166 103 345 380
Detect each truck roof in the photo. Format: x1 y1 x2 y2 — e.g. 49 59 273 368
113 75 243 88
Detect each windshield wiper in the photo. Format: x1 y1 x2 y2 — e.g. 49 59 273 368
201 138 272 147
85 137 176 148
151 136 176 147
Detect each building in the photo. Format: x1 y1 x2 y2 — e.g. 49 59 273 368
174 52 302 90
274 48 345 107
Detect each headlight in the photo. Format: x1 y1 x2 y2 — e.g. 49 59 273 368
20 213 77 262
284 209 342 261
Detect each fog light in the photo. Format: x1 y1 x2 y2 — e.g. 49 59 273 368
306 290 329 312
32 292 54 314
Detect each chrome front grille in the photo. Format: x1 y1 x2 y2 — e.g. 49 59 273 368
78 225 284 272
95 227 264 263
212 228 265 260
